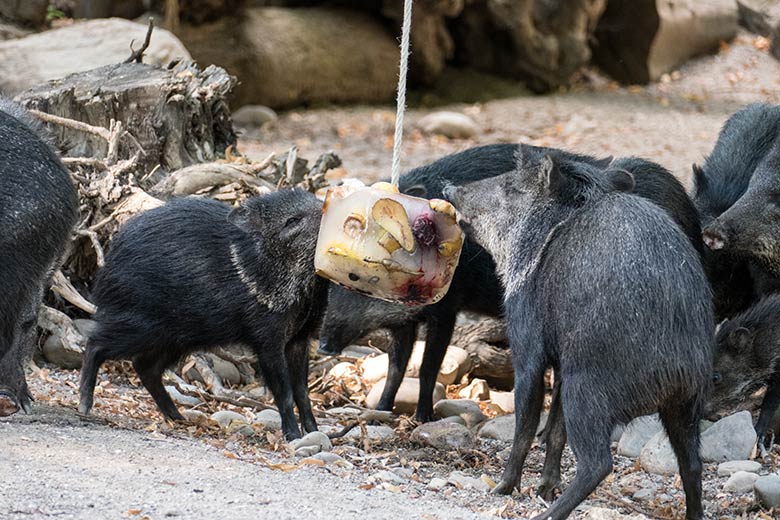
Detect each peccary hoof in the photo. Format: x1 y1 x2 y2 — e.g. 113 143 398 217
537 479 561 502
0 390 20 417
491 479 516 495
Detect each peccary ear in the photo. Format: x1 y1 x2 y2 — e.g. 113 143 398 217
227 205 256 234
593 155 614 169
729 327 753 351
540 154 569 196
405 184 427 197
692 164 707 193
605 168 635 193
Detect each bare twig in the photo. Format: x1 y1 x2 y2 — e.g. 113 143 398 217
62 157 107 169
106 120 123 165
75 229 106 267
28 110 111 141
124 18 155 64
50 270 97 314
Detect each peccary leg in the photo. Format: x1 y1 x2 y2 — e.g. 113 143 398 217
79 341 110 415
285 338 317 434
660 398 704 520
252 338 301 440
132 351 184 421
756 377 780 453
492 361 545 495
538 377 567 501
416 310 457 423
376 323 416 412
534 378 613 520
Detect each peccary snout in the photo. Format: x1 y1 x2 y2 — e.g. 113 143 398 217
702 224 729 250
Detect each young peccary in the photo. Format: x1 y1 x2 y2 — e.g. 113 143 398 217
79 190 326 440
695 103 780 318
708 293 780 454
444 153 713 520
319 145 703 423
0 98 78 416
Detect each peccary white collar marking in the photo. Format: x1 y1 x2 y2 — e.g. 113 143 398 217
229 242 264 302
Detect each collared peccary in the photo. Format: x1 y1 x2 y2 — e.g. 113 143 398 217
0 98 78 416
79 190 326 440
708 293 780 453
444 153 713 520
695 103 780 317
319 144 703 424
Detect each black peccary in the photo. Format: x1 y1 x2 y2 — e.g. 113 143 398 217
695 103 780 317
319 144 702 423
79 190 326 440
444 154 713 520
708 293 780 453
0 98 78 416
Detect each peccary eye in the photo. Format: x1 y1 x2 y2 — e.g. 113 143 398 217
712 372 722 385
285 216 302 227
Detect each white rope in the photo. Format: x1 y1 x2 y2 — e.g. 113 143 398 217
390 0 413 187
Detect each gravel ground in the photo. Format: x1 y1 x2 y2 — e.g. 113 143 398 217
3 31 780 520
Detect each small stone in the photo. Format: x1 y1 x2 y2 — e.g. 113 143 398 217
328 362 357 379
479 415 515 443
639 432 678 475
209 355 241 386
717 460 761 476
341 345 381 359
311 452 353 469
583 507 648 519
232 104 278 127
633 487 657 501
253 409 282 430
723 471 759 493
434 399 486 427
441 416 466 426
180 409 208 423
42 335 82 369
754 474 780 508
447 471 490 492
365 377 445 414
344 425 396 441
290 431 332 455
700 411 757 462
458 378 490 401
617 414 663 457
210 410 247 428
165 386 203 407
417 111 478 139
325 406 362 418
411 421 474 450
360 354 389 384
427 477 449 491
489 390 514 413
370 470 406 485
438 346 471 386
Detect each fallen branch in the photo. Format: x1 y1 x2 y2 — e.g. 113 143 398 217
29 109 111 141
152 159 277 197
50 270 97 314
75 229 105 268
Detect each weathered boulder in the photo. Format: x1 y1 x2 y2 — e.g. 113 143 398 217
176 7 399 108
593 0 739 84
0 18 191 96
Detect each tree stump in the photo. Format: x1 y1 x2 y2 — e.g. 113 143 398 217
451 318 513 389
17 60 237 175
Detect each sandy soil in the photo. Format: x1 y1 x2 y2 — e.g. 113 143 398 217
3 32 780 520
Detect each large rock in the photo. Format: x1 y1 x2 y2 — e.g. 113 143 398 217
723 471 759 493
417 111 479 139
593 0 739 84
365 377 445 414
42 335 83 370
0 0 48 28
176 7 399 108
477 414 553 443
0 18 191 96
434 399 486 427
617 414 664 457
718 460 762 476
700 411 757 462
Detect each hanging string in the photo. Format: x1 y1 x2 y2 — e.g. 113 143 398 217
390 0 413 187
